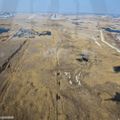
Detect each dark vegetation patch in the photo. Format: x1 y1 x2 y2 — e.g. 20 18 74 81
76 54 89 62
113 66 120 73
0 27 10 34
14 28 51 38
103 27 120 33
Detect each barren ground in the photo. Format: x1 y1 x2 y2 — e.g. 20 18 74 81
0 14 120 120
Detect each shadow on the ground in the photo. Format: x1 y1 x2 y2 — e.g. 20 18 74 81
105 92 120 102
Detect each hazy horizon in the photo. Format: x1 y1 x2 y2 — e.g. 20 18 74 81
0 0 120 15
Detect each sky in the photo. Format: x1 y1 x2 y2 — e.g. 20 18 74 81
0 0 120 15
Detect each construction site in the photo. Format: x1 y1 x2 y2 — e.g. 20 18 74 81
0 13 120 120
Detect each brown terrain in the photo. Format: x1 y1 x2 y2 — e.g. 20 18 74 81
0 14 120 120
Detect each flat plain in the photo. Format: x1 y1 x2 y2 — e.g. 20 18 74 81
0 14 120 120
